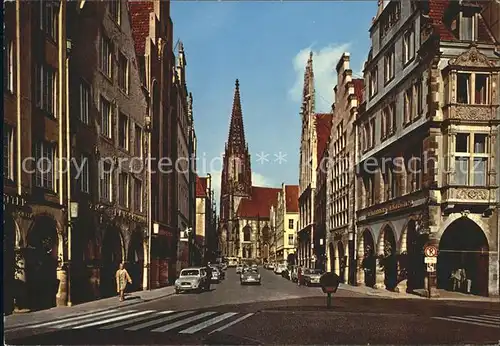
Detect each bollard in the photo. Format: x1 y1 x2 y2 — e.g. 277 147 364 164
326 292 332 308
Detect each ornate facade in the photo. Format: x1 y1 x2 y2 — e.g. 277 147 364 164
355 0 499 297
273 184 299 263
325 53 364 284
219 80 280 264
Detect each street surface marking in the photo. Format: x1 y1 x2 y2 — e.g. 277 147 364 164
151 311 217 332
179 312 237 334
479 315 500 321
208 313 255 334
55 310 135 329
433 315 500 329
25 309 121 329
6 308 112 331
100 311 174 329
125 311 195 331
72 310 154 329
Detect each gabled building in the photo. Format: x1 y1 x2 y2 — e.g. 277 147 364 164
325 53 364 284
297 52 333 269
195 175 217 265
219 80 280 264
274 184 299 264
355 0 499 297
129 0 177 288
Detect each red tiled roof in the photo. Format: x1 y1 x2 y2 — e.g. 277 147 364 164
128 1 154 56
196 176 208 198
285 185 299 213
353 78 364 104
315 113 333 164
237 186 280 218
428 0 495 43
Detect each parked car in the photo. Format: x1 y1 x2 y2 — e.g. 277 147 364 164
274 263 287 275
236 265 244 274
240 268 261 285
281 267 290 279
267 263 275 270
301 268 324 286
174 267 210 293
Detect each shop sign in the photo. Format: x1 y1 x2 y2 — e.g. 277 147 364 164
365 200 414 218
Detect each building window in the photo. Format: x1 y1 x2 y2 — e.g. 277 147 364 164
403 28 415 65
100 34 112 78
100 96 112 138
384 48 395 83
35 141 56 191
288 234 294 246
369 67 378 98
404 88 413 125
456 73 490 105
118 52 129 93
80 155 89 193
118 113 129 150
79 81 90 124
460 13 476 41
40 1 58 41
5 40 14 92
135 125 143 158
243 227 251 242
3 125 14 181
119 172 129 207
36 64 56 116
134 178 143 212
369 118 375 148
288 219 294 229
108 0 120 25
415 80 423 115
100 162 112 202
454 133 488 186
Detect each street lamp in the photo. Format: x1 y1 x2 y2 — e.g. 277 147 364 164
68 201 79 307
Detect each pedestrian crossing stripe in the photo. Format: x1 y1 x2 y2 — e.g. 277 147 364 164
19 309 256 334
432 314 500 329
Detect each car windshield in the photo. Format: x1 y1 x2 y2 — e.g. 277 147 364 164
180 270 199 276
244 269 259 274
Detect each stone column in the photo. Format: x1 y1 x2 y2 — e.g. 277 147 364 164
357 256 365 286
56 266 68 307
374 257 385 289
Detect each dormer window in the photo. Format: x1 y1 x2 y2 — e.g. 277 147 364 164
451 11 477 41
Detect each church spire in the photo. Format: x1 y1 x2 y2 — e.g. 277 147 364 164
301 52 315 116
228 79 246 151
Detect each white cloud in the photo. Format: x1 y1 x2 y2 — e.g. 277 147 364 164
252 172 277 188
289 43 351 113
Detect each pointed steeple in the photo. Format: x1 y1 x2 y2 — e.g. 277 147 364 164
227 79 246 151
301 52 315 116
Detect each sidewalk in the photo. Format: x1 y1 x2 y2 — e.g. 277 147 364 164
338 283 500 302
4 286 175 330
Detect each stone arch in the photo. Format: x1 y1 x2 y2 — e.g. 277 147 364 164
377 222 396 255
378 225 398 290
126 228 144 292
358 228 376 287
328 242 334 272
25 215 60 311
100 225 124 298
436 213 491 247
437 217 489 296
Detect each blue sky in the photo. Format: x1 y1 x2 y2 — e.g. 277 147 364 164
170 1 378 201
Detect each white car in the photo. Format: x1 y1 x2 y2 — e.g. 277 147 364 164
274 264 287 274
236 265 244 274
174 267 209 293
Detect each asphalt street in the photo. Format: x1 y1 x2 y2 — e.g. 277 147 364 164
5 267 500 345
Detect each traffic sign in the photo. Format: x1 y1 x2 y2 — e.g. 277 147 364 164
424 257 437 264
424 245 438 257
426 263 436 272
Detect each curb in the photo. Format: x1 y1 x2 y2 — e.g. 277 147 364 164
5 290 176 331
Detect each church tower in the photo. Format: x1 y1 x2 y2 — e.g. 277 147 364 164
220 80 252 256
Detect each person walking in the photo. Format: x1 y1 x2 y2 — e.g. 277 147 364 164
116 263 132 302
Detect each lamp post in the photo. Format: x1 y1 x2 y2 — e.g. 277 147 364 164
145 114 152 290
68 201 79 307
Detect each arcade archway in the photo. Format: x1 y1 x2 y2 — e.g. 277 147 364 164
127 229 144 292
406 220 425 291
380 226 397 290
25 216 59 311
437 218 489 296
101 226 123 297
361 229 376 287
336 241 345 282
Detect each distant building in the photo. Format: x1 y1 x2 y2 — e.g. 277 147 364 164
273 184 299 264
297 53 333 269
195 175 217 264
219 80 280 264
